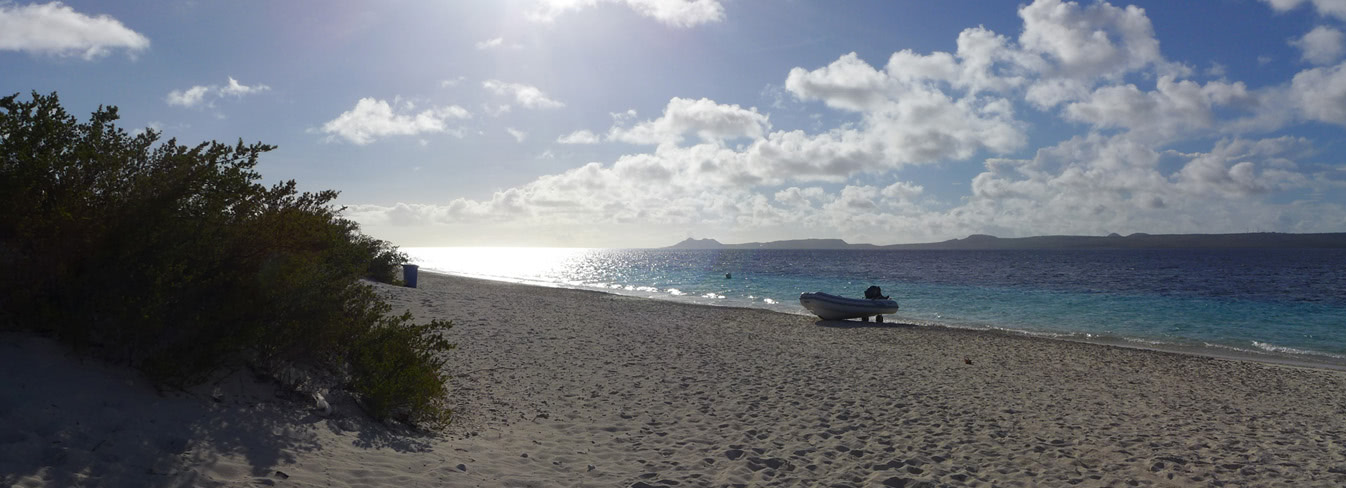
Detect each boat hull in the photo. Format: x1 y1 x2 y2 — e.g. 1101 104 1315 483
799 292 899 320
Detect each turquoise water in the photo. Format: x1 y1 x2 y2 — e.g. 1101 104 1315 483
404 247 1346 368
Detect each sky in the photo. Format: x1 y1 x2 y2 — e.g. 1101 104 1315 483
4 0 1346 248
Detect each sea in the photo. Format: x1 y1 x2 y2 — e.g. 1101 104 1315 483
403 247 1346 370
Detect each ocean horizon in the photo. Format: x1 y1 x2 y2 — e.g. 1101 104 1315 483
404 246 1346 370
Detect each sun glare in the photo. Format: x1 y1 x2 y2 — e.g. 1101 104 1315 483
403 247 594 283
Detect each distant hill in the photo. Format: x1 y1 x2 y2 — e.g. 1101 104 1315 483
664 233 1346 250
667 238 878 250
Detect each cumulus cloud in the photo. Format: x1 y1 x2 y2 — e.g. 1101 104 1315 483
1175 137 1312 197
1289 61 1346 125
557 130 601 144
320 98 471 145
220 76 267 96
608 97 769 145
785 52 889 111
482 80 565 109
1063 76 1254 141
346 0 1346 246
167 77 270 108
527 0 724 28
0 2 148 59
774 187 826 208
166 86 211 108
1017 0 1161 79
1016 0 1191 109
506 127 527 142
475 37 503 50
785 50 1027 164
959 134 1327 237
350 131 1337 246
1263 0 1346 20
1292 26 1345 65
881 181 924 202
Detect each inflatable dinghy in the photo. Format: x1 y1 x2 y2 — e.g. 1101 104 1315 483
799 292 899 321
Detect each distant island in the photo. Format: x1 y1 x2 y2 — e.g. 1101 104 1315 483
665 232 1346 250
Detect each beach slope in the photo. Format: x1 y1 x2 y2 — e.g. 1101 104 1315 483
4 272 1346 487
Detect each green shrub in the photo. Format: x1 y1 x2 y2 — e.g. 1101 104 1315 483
0 91 453 425
351 311 455 426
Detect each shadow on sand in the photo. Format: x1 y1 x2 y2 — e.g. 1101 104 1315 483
814 319 919 329
0 334 434 488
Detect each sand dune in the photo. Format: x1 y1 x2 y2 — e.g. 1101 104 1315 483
4 271 1346 487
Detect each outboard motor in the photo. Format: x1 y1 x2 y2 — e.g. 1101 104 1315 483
864 285 889 300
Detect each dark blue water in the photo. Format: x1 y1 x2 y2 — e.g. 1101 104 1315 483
406 247 1346 367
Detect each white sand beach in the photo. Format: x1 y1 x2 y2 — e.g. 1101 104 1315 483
4 271 1346 487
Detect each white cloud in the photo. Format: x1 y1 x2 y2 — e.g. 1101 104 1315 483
1017 0 1161 78
348 131 1338 246
880 181 924 201
1063 76 1254 141
0 2 148 59
785 52 889 112
166 76 270 108
959 134 1327 237
320 98 471 145
786 51 1027 164
482 80 565 109
1289 61 1346 125
1175 137 1311 197
1016 0 1189 109
826 185 880 211
1292 26 1345 65
527 0 724 28
439 105 471 119
475 37 503 49
506 127 527 142
1263 0 1346 20
220 76 268 97
166 85 212 108
345 0 1346 246
441 76 466 88
557 130 600 144
774 187 826 207
608 97 768 146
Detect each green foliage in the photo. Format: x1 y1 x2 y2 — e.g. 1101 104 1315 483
351 311 456 426
0 91 453 425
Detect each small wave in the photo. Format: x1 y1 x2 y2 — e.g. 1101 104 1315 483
1123 337 1165 346
985 325 1071 339
701 292 725 299
763 298 778 305
1251 341 1346 360
667 288 685 296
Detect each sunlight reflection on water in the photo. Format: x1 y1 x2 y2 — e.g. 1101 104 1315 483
403 247 597 286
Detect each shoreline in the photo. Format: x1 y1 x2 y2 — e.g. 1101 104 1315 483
396 272 1346 486
418 268 1346 374
6 270 1346 486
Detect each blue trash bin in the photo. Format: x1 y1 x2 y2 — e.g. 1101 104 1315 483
403 264 419 288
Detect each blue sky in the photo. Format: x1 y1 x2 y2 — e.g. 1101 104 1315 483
4 0 1346 247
